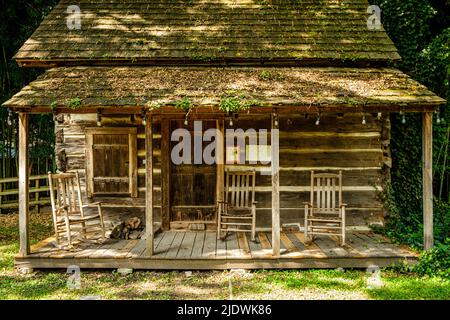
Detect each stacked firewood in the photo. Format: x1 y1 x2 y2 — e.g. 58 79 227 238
110 217 144 240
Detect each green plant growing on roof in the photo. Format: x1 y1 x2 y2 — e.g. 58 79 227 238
50 101 58 111
259 70 272 81
68 97 81 110
147 101 162 111
259 70 286 81
219 92 261 113
346 97 360 106
175 97 193 112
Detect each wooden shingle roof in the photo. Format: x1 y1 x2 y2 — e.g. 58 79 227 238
3 67 444 112
15 0 400 67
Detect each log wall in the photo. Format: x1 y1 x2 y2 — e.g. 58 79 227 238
55 112 390 228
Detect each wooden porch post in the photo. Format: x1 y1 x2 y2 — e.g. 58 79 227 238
216 119 225 204
18 112 30 257
271 113 280 257
145 113 154 255
161 118 170 230
422 112 433 249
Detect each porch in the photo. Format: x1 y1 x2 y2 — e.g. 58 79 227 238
16 230 417 270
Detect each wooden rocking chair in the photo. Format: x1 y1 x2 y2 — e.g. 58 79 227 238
304 171 347 246
217 169 257 242
48 172 105 248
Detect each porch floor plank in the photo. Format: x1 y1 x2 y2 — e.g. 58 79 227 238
331 236 366 258
258 232 271 250
286 232 306 251
117 239 139 258
292 231 327 258
225 233 240 258
237 233 251 258
20 231 419 270
128 238 147 258
313 237 345 257
191 231 206 259
77 239 113 258
280 232 304 258
216 232 227 259
202 232 217 258
362 232 413 257
317 236 350 257
280 232 297 252
365 232 414 257
176 232 196 259
347 233 385 257
247 233 265 259
352 233 395 256
141 231 165 257
30 236 55 252
165 232 185 259
264 232 272 247
34 240 60 258
95 239 127 259
153 231 177 257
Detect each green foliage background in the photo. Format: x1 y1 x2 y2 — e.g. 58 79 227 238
372 0 450 249
0 0 58 177
0 0 449 250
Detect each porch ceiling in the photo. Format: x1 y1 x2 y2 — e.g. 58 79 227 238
2 66 445 113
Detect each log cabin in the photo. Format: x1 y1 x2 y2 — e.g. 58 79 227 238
3 0 446 271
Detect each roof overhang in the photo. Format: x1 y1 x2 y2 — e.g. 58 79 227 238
3 66 445 114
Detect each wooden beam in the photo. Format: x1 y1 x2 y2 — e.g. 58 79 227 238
8 104 440 115
271 113 281 257
18 112 30 257
145 113 154 256
161 118 171 230
85 132 94 198
216 120 225 204
129 130 138 197
422 112 433 249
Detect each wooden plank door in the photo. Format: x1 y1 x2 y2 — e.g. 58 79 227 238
170 120 217 228
86 128 137 197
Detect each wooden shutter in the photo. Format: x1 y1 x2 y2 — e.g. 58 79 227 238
85 128 137 197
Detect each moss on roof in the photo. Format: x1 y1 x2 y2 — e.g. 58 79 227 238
15 0 400 65
3 66 445 110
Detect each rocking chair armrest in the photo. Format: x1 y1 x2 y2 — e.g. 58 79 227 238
82 201 102 208
303 202 313 207
340 203 348 208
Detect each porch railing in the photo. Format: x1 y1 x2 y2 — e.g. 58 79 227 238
0 175 51 213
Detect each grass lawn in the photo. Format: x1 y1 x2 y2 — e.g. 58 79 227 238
0 212 449 300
